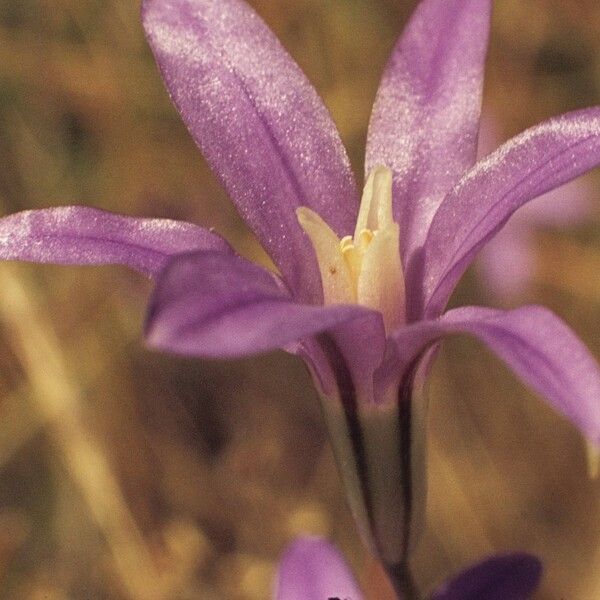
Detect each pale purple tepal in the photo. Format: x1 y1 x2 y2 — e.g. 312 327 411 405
275 537 542 600
1 0 600 592
475 115 594 300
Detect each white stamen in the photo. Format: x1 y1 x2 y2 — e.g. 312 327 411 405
296 207 355 304
297 165 405 331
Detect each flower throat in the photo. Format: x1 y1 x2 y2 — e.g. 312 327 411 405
297 166 406 331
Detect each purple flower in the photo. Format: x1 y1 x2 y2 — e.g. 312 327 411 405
475 115 594 300
274 537 542 600
1 0 600 581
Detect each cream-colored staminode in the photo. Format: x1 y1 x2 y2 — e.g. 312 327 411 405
297 166 405 331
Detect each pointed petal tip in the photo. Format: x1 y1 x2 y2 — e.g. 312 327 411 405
0 206 232 278
141 0 358 303
366 0 492 284
275 537 363 600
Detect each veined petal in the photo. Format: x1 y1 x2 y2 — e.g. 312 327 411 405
322 312 387 405
475 114 594 300
0 206 231 277
145 251 377 358
388 305 600 444
288 309 387 406
274 537 363 600
430 553 542 600
366 0 491 284
478 113 593 227
422 107 600 317
142 0 359 303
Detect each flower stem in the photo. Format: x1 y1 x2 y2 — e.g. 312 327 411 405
385 561 423 600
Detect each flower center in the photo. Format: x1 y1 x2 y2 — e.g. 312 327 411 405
297 165 405 331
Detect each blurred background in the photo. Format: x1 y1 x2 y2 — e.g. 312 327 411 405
0 0 599 598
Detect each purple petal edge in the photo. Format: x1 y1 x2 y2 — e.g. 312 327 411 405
142 0 358 303
274 537 363 600
475 113 594 300
422 107 600 317
366 0 491 298
145 251 378 358
0 206 232 277
389 305 600 444
431 553 542 600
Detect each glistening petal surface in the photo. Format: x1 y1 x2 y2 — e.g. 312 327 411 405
423 107 600 317
366 0 491 284
431 553 542 600
475 113 593 300
389 305 600 444
477 113 593 227
142 0 359 303
274 537 363 600
145 251 378 358
0 206 231 277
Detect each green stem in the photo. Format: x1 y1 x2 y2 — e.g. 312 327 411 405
385 561 423 600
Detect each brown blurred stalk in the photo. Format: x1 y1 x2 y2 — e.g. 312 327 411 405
0 264 177 599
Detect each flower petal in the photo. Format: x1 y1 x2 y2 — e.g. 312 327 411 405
431 553 542 600
324 314 387 404
366 0 491 281
142 0 359 303
286 314 388 404
389 305 600 444
422 107 600 317
274 537 363 600
145 251 377 358
0 206 231 277
478 113 594 226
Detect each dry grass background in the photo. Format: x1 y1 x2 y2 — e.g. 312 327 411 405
0 0 599 598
